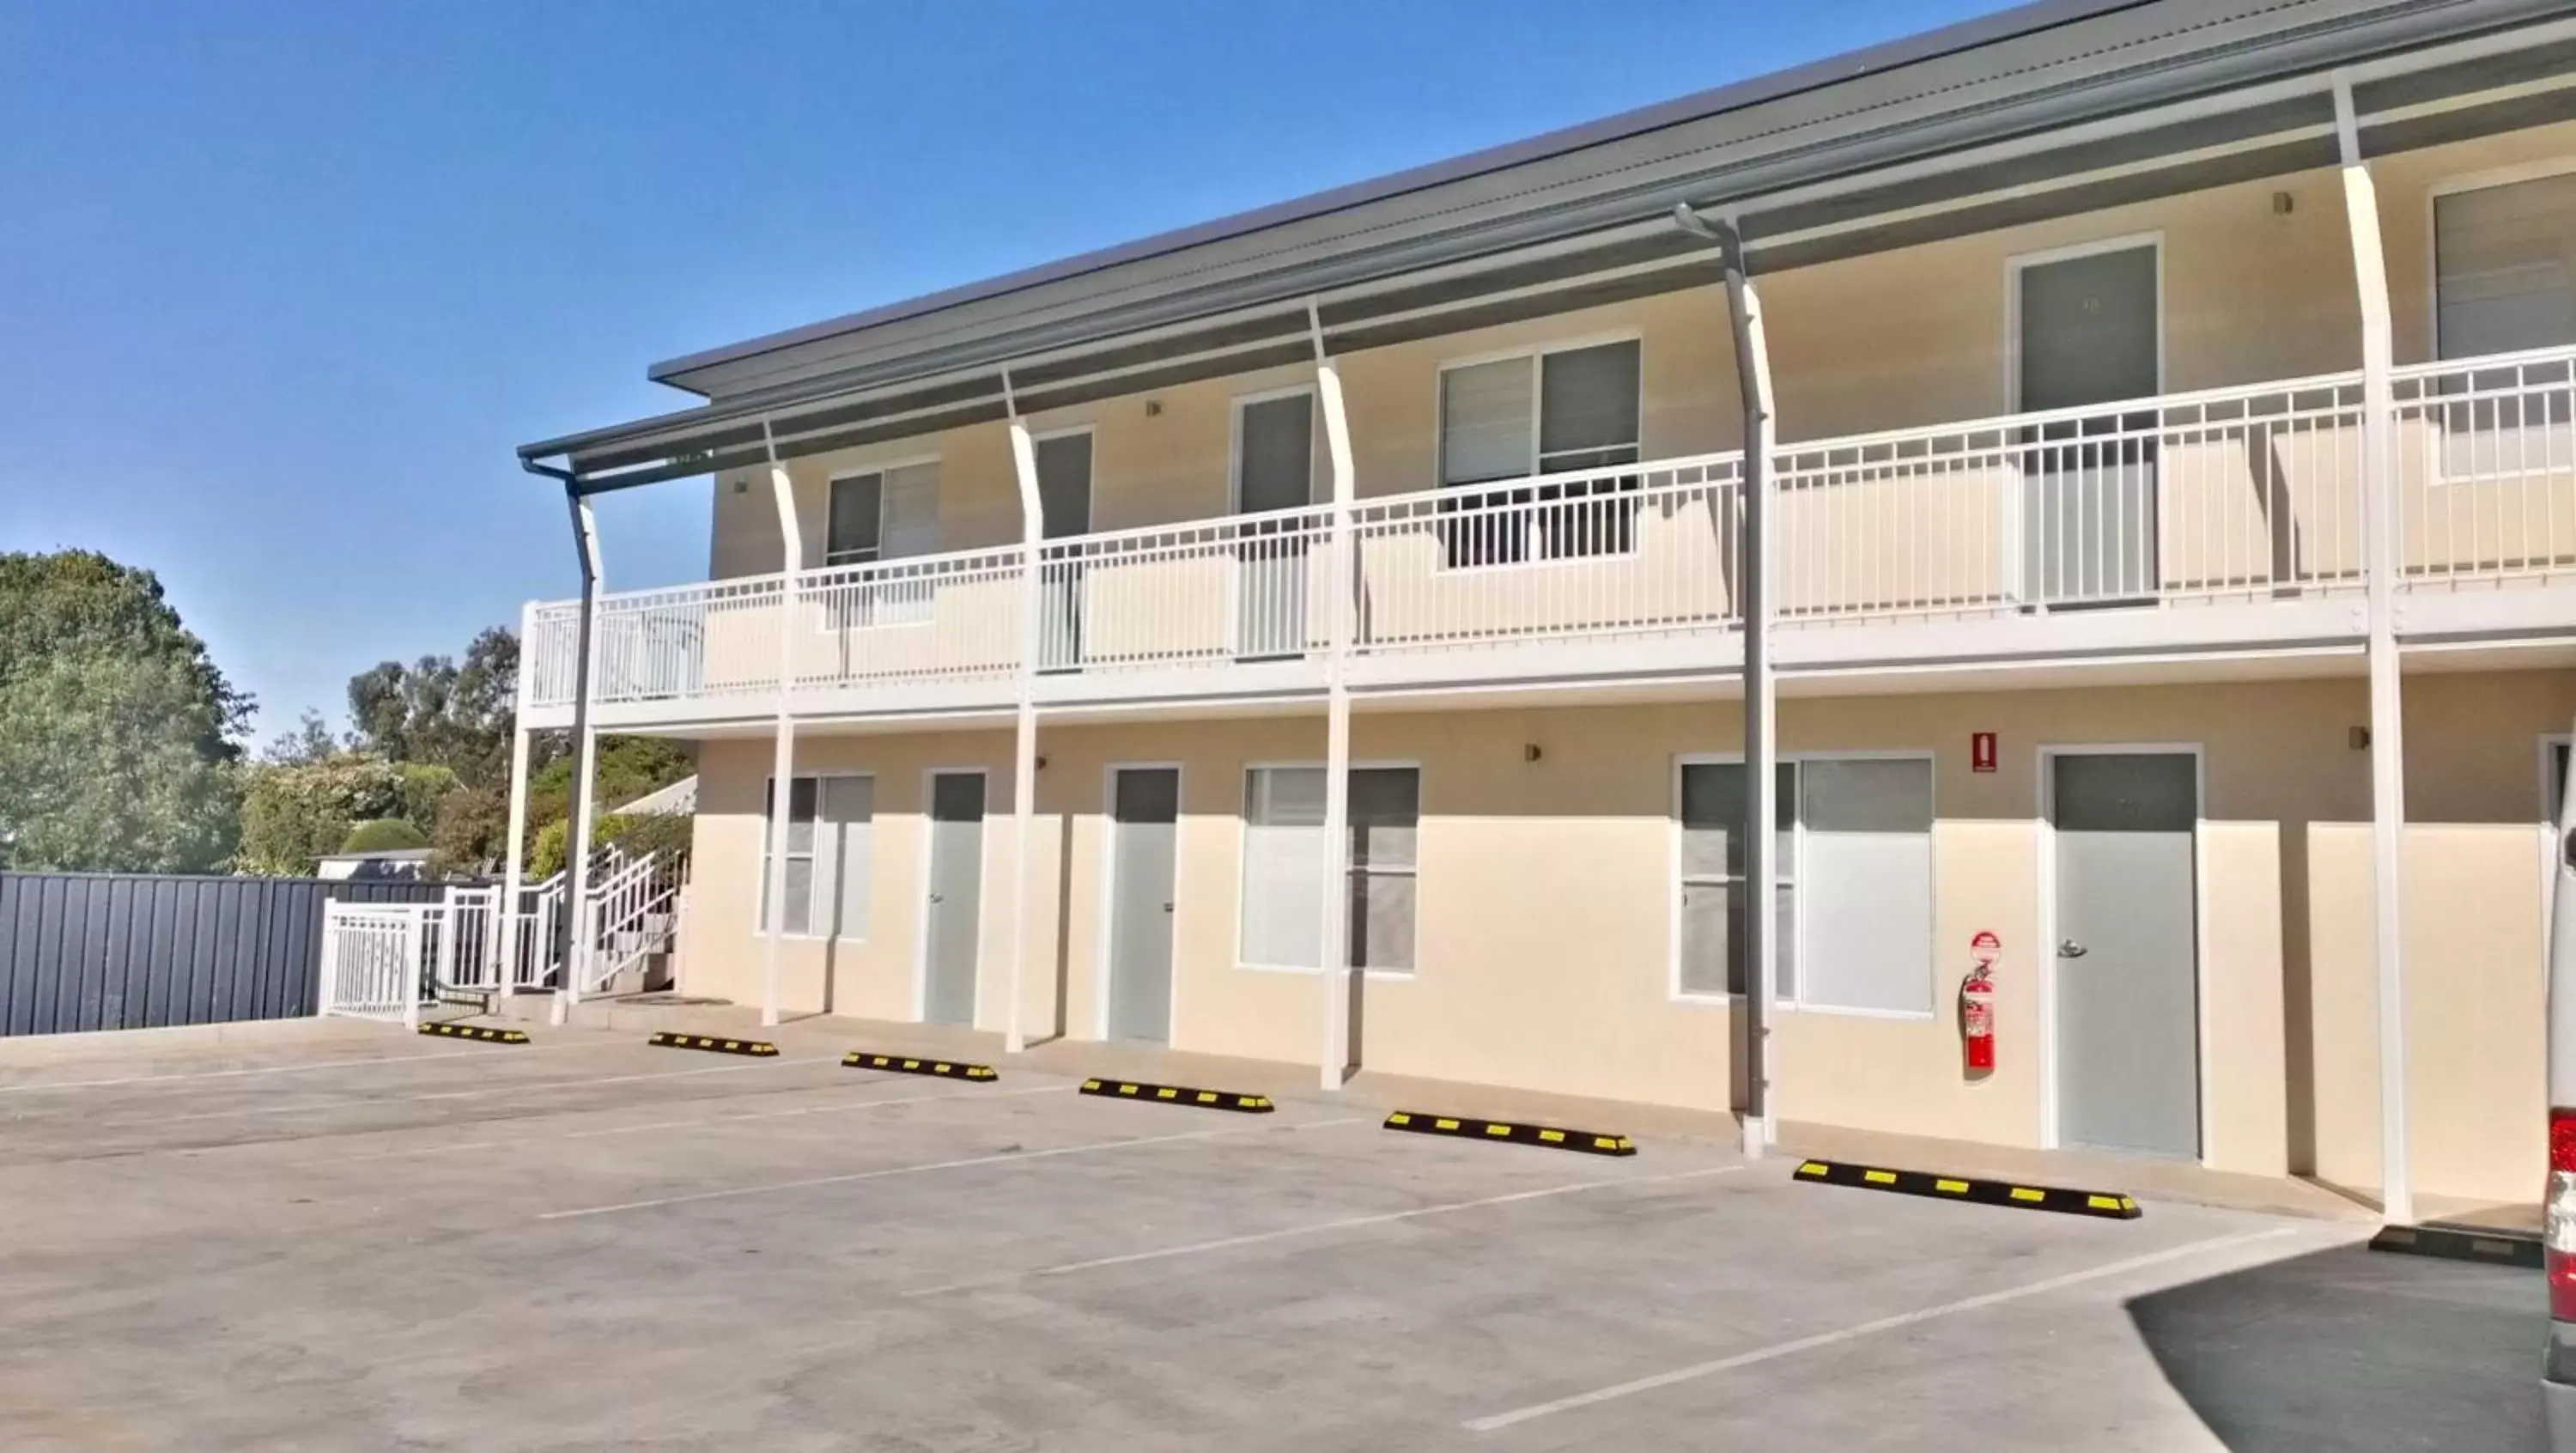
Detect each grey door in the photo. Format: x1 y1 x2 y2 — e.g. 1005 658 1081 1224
1235 393 1315 660
922 771 986 1025
1105 768 1180 1043
1036 433 1092 672
2020 246 2160 606
2053 752 2200 1158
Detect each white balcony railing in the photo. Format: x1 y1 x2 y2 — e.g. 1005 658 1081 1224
521 346 2576 715
1036 504 1336 672
1349 454 1742 654
2395 346 2576 588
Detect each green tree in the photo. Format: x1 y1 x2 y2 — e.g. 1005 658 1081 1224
0 551 249 872
343 626 522 791
428 784 508 878
262 708 339 767
237 756 455 876
340 818 428 853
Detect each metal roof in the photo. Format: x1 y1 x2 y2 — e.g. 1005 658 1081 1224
522 0 2576 487
642 0 2157 391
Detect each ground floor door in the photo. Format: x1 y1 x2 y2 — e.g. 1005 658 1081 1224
2052 751 2201 1158
922 770 986 1025
1105 767 1180 1043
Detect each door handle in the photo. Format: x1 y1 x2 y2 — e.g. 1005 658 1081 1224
2058 939 2087 958
928 892 945 904
1162 902 1175 913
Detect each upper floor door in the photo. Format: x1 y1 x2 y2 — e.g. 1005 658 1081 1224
1035 430 1093 670
1233 390 1317 660
2016 242 2161 608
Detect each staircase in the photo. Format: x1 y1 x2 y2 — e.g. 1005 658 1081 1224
575 847 685 996
428 845 687 1010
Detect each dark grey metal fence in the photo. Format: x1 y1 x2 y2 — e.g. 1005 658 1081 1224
0 872 447 1037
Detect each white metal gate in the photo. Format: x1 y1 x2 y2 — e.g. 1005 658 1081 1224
318 902 435 1026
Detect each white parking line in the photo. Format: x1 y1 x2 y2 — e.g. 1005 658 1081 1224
904 1163 1747 1297
539 1116 1371 1221
0 1040 627 1093
1461 1225 2305 1432
306 1083 1073 1165
91 1056 843 1128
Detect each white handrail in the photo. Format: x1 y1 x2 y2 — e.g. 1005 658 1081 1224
520 343 2576 708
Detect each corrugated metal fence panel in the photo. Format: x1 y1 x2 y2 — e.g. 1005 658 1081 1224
0 873 447 1037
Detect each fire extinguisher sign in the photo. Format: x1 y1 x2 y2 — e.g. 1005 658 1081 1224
1971 732 1998 773
1970 929 2001 968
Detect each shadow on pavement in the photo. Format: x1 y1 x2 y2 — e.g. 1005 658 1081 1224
2128 1240 2546 1451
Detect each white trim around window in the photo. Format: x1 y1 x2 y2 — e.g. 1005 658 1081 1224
1235 758 1424 976
2426 154 2576 362
822 453 939 568
1668 750 1939 1019
753 770 877 942
1430 328 1646 492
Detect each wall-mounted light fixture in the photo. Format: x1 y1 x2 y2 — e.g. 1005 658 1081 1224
1524 743 1543 763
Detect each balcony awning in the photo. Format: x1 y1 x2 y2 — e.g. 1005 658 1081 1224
519 0 2576 495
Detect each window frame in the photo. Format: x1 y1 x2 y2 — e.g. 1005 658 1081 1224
1234 759 1425 976
753 769 878 943
1227 384 1322 515
1431 331 1647 571
2427 155 2576 364
2422 158 2576 487
1669 750 1938 1018
821 453 940 569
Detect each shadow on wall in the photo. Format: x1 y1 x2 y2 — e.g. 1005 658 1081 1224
2127 1241 2544 1451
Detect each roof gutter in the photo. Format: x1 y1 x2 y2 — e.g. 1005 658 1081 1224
520 0 2576 488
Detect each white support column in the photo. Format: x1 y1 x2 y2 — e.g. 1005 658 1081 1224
2337 76 2412 1227
1003 369 1046 1055
1690 208 1781 1157
497 600 536 996
760 456 802 1030
554 494 605 1027
1312 306 1358 1091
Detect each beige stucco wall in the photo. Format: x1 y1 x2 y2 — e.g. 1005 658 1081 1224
675 668 2573 1203
706 124 2576 591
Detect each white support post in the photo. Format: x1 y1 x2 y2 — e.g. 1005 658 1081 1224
405 906 426 1032
1003 368 1045 1055
1312 306 1358 1091
1692 209 1781 1158
553 493 605 1027
761 453 802 1030
498 607 534 996
2337 76 2412 1227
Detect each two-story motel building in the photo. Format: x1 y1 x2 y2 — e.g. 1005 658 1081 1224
513 0 2576 1221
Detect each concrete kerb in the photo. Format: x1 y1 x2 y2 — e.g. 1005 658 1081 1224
845 1051 999 1081
647 1030 781 1059
418 1023 530 1045
1078 1077 1275 1113
2368 1221 2543 1269
1384 1110 1637 1157
1794 1158 2142 1219
544 1003 2377 1226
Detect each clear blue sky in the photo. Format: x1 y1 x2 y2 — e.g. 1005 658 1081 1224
0 0 2007 742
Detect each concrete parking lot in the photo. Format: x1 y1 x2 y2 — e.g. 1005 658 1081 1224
0 1018 2545 1451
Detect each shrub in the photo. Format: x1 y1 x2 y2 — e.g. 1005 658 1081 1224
341 818 428 854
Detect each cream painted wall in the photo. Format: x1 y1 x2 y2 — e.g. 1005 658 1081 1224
676 668 2573 1202
704 124 2576 587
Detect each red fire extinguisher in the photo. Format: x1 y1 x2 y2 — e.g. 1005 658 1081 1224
1961 966 1996 1073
